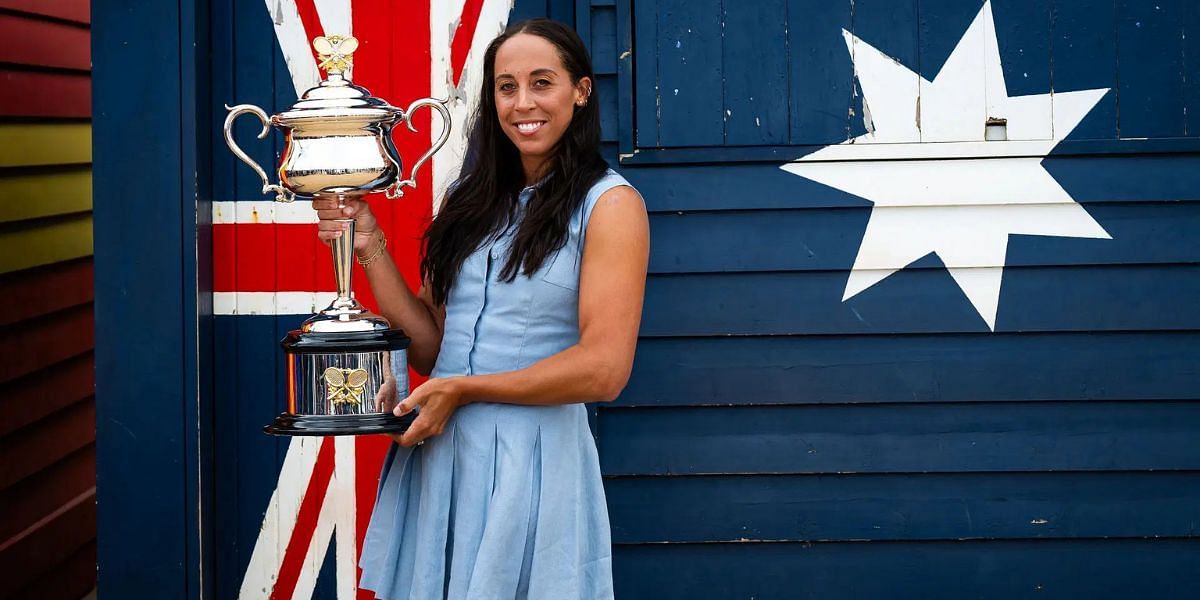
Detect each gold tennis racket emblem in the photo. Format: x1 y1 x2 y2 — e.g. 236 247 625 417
324 367 369 406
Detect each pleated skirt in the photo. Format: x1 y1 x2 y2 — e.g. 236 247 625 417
359 401 614 600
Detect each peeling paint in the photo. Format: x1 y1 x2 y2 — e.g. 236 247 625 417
619 49 631 60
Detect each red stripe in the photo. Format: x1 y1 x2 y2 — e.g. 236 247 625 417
451 0 488 87
353 0 433 596
270 438 336 600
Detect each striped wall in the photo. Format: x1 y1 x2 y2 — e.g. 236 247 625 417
0 1 96 598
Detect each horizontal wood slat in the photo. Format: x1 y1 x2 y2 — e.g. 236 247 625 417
613 539 1200 599
0 123 91 168
0 13 89 70
0 258 93 326
0 213 93 274
0 398 94 489
0 167 92 223
607 471 1200 543
0 0 89 25
0 68 91 118
0 488 94 598
8 540 95 600
0 445 94 540
641 264 1200 336
621 332 1200 406
0 303 94 385
647 202 1200 274
598 401 1200 475
0 353 93 436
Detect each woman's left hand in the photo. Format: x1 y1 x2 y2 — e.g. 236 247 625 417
394 377 464 447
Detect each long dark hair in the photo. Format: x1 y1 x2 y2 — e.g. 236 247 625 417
421 18 609 305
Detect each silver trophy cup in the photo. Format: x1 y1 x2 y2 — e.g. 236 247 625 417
222 35 450 436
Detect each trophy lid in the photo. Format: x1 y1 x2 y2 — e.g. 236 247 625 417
275 35 400 122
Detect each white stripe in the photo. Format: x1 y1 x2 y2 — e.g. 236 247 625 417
214 292 339 316
332 436 358 600
264 0 322 97
431 0 511 214
291 473 337 600
239 437 323 600
213 201 319 224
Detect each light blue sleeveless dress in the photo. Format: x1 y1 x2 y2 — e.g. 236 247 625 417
359 170 632 600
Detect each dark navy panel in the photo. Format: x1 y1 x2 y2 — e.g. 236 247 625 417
655 0 724 146
1052 0 1119 140
1117 0 1185 138
613 540 1200 599
93 0 211 597
607 471 1200 542
916 0 989 80
1186 5 1200 135
588 3 617 75
785 0 852 144
598 401 1200 475
648 202 1200 274
641 264 1200 335
992 0 1051 98
631 0 659 147
231 0 277 199
619 333 1200 406
722 0 788 145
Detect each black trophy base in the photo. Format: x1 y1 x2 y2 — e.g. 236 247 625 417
264 412 416 436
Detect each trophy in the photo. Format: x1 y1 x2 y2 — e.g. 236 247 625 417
222 35 450 436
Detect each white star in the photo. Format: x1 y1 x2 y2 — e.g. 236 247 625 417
781 0 1111 330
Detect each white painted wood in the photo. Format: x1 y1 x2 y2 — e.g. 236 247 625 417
214 292 338 315
430 0 512 214
239 437 323 599
264 0 322 98
213 201 319 224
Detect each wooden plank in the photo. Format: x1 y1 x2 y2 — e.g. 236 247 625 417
655 0 723 146
845 0 920 143
0 257 92 326
0 214 93 274
786 0 852 144
0 69 91 118
1185 3 1200 136
0 167 92 223
613 539 1200 599
1116 0 1185 138
0 0 89 24
990 0 1052 140
641 264 1200 336
598 401 1200 475
0 303 94 385
1051 0 1118 140
0 13 89 71
722 0 787 145
0 489 94 598
633 0 660 147
0 445 94 540
606 471 1200 543
0 123 91 168
9 541 96 600
589 4 617 74
648 202 1200 274
0 398 94 489
626 154 1200 212
620 332 1200 406
0 353 93 437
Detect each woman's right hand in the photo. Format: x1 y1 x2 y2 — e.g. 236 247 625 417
313 195 381 255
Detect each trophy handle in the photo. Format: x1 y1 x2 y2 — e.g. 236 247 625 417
386 97 452 199
223 104 294 203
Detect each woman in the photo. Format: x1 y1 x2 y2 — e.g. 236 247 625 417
314 18 648 599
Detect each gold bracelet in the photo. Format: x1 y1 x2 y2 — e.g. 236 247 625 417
356 231 388 267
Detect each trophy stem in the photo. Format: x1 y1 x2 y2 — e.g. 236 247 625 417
332 195 354 301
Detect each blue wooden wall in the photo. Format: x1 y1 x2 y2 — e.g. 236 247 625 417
583 0 1200 596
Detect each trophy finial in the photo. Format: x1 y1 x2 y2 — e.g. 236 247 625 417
314 35 358 75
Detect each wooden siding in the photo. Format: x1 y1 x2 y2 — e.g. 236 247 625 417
586 0 1200 596
0 2 95 599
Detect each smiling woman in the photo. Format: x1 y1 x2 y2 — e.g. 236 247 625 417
312 17 648 600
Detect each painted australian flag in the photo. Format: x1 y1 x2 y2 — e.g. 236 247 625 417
212 0 1200 598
